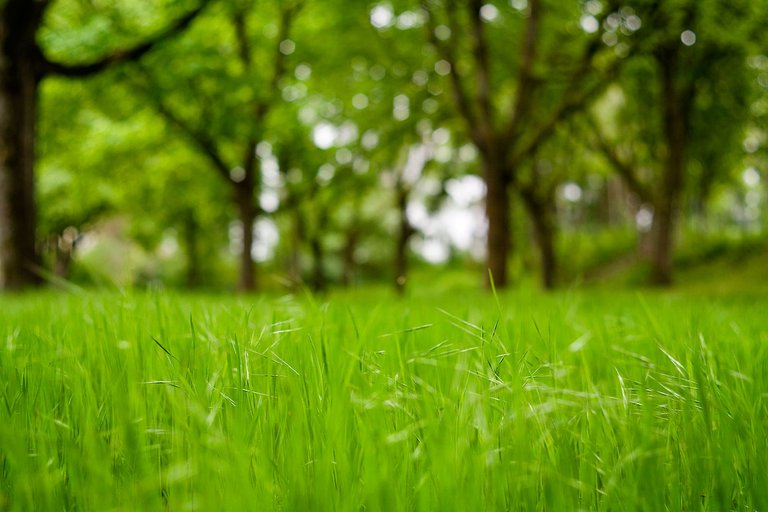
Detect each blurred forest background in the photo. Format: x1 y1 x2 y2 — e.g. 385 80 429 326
1 0 767 293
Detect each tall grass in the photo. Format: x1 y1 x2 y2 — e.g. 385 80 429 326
1 288 766 510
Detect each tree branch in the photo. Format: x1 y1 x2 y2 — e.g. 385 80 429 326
240 1 303 188
422 0 479 144
510 23 634 168
40 0 212 78
467 0 494 149
507 0 631 166
503 0 541 144
130 70 233 182
254 1 302 121
585 113 653 203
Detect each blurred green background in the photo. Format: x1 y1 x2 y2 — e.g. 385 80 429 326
1 0 766 294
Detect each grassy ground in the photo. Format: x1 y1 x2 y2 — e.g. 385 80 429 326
1 286 767 511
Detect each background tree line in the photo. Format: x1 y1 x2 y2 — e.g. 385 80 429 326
1 0 766 292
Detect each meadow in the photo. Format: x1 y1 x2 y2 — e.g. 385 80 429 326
1 286 767 511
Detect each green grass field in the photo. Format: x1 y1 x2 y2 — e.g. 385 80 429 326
1 287 767 511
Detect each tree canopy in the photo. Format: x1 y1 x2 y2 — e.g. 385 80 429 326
1 0 766 291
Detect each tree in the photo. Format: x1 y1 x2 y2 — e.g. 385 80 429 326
0 0 210 290
129 0 303 291
589 0 756 284
420 0 631 288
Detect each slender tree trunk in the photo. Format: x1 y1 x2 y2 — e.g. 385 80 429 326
234 184 256 292
521 190 557 289
483 155 510 288
310 235 325 293
650 48 688 286
182 211 201 288
394 185 413 295
341 227 358 288
0 7 43 289
288 208 304 288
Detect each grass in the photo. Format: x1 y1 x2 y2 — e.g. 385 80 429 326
1 286 767 511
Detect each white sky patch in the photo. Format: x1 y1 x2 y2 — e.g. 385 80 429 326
438 207 479 249
510 0 527 11
412 70 429 87
432 127 450 145
294 63 311 81
229 166 246 183
458 144 477 163
434 59 451 76
299 105 318 125
352 93 369 110
282 84 307 102
279 39 295 55
580 15 599 33
625 15 641 31
336 121 359 145
336 148 353 165
561 182 583 202
393 94 410 121
259 190 279 213
353 157 370 174
396 10 423 29
433 146 452 163
584 0 602 15
446 175 485 207
743 167 761 188
422 98 439 115
252 219 279 262
681 30 696 46
317 163 335 184
361 130 379 150
409 175 486 262
403 144 431 184
159 235 178 258
636 206 654 232
480 4 499 22
313 122 337 149
256 141 272 159
743 134 760 153
370 4 395 29
415 238 449 264
261 158 279 183
434 25 451 41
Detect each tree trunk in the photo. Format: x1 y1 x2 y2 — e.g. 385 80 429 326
181 211 201 288
0 6 44 290
309 235 325 293
650 48 688 286
341 226 358 288
394 185 413 295
521 190 557 290
234 184 256 292
483 156 511 288
288 208 304 288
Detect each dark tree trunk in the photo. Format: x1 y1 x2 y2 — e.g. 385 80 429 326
394 185 413 295
181 211 201 288
341 226 358 288
0 4 45 289
309 235 325 293
234 184 256 292
650 47 688 286
483 156 511 288
521 190 557 290
288 208 304 288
